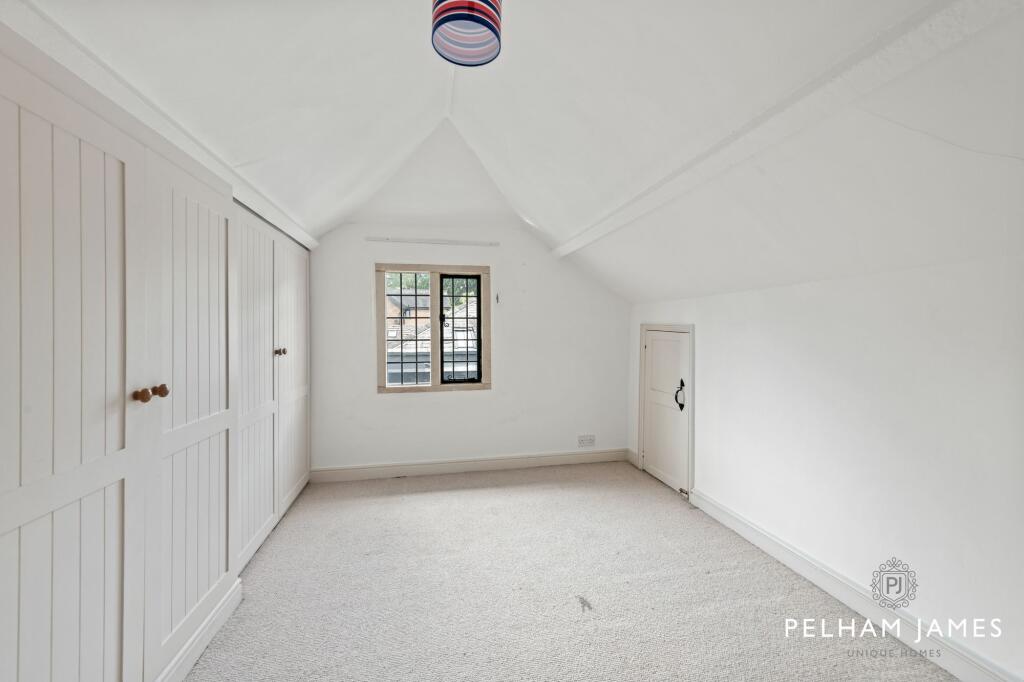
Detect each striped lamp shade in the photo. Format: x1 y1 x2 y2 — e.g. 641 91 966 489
432 0 502 67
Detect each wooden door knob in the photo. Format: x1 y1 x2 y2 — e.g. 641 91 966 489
132 387 153 403
152 384 170 398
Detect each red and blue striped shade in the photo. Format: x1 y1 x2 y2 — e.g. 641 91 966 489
432 0 502 67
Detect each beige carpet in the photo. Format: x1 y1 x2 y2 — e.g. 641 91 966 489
188 462 954 681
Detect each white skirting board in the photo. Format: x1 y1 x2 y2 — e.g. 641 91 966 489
280 473 310 514
236 514 278 574
155 579 242 682
689 490 1015 682
310 449 628 483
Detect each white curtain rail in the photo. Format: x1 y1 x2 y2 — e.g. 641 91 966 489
365 236 500 247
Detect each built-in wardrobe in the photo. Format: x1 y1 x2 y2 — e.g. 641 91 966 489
0 30 310 682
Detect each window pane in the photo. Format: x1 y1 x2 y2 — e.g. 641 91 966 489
386 317 402 340
385 272 402 294
439 274 481 384
385 271 431 386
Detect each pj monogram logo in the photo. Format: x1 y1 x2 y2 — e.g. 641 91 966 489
871 557 917 609
787 556 1001 645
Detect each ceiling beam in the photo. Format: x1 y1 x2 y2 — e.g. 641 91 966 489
553 0 1023 258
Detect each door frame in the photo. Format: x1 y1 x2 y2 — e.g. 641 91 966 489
638 323 695 495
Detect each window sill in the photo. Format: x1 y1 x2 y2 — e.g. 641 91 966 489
378 382 492 394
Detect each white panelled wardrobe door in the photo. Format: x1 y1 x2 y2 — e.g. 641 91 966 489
142 150 234 681
231 210 278 572
275 238 311 516
0 50 149 681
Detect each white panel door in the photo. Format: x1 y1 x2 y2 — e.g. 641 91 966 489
231 209 277 570
275 238 310 515
0 52 148 681
143 151 233 681
642 330 692 494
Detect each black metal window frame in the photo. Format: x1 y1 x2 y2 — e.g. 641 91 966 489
440 273 482 385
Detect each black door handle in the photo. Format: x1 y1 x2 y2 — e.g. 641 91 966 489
674 379 686 412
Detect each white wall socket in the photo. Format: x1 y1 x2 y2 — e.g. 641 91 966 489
577 434 596 448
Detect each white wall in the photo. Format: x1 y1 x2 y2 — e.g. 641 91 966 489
627 255 1024 675
597 17 1024 675
311 219 629 467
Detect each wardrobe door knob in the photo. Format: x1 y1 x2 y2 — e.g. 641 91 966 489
152 384 170 398
132 388 153 403
281 348 288 356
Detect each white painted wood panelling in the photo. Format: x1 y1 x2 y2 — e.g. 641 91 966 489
276 240 311 513
0 78 134 490
156 434 227 632
1 483 125 682
237 214 275 418
1 29 311 682
229 208 311 570
236 415 275 564
143 151 234 681
0 98 18 495
231 211 278 569
0 48 148 681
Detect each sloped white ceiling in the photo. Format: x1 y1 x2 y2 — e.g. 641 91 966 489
25 0 453 233
570 12 1024 301
451 0 937 242
16 0 1023 301
26 0 935 239
347 119 517 228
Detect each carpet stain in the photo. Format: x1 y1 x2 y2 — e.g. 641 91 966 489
577 595 594 613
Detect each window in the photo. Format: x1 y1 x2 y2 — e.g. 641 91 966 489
441 274 481 384
382 271 432 386
376 264 491 393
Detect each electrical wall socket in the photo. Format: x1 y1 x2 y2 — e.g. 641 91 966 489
577 434 596 448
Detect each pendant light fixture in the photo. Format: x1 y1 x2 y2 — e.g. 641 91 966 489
432 0 502 67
